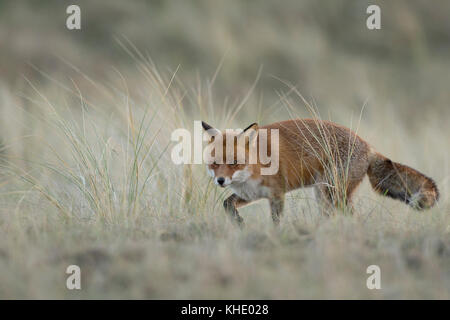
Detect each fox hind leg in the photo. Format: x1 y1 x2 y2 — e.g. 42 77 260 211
314 184 334 216
344 178 364 214
314 178 363 215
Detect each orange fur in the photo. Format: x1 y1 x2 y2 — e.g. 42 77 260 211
202 119 439 226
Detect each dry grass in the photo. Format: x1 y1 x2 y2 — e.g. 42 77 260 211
0 1 449 299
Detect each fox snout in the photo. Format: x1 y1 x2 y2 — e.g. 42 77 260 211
217 177 225 186
214 176 231 187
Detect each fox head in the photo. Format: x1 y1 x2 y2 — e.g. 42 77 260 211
202 121 258 187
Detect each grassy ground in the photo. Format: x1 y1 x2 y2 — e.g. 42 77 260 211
0 1 449 299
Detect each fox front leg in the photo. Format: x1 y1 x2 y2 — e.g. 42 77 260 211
269 194 285 226
223 194 247 226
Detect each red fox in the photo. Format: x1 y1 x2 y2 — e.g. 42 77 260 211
202 119 439 226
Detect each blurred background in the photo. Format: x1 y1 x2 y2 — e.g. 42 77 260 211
1 0 449 110
0 0 449 299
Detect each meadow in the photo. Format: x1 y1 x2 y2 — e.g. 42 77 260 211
0 0 449 298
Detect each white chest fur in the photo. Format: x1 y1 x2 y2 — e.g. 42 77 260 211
230 178 271 201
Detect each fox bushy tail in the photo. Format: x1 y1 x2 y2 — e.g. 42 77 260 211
367 152 439 210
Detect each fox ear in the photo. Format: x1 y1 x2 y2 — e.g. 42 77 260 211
243 123 258 133
202 121 220 137
238 123 258 145
202 121 213 131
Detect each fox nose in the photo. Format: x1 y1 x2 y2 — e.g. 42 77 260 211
217 177 225 186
